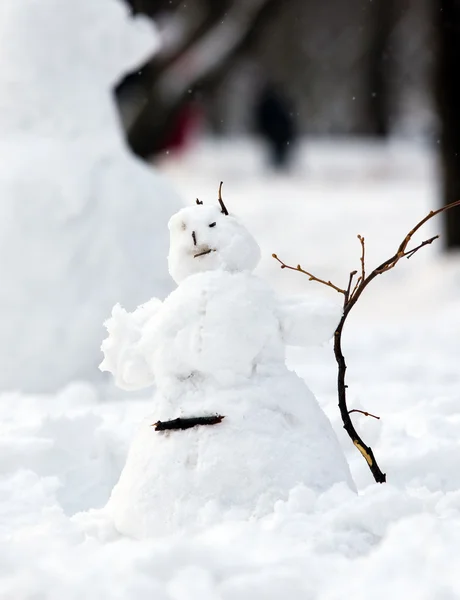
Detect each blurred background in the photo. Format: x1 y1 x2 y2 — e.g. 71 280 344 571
116 0 460 250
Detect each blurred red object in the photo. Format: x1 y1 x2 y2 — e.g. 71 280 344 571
158 102 201 155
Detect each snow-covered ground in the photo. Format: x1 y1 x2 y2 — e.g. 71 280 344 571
2 138 460 599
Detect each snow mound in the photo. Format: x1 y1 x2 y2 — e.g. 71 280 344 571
0 0 182 392
0 0 157 138
2 384 460 599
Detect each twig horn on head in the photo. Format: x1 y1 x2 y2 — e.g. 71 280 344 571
218 181 229 215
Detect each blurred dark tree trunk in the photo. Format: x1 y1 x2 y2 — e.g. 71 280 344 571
126 0 182 17
436 0 460 248
117 0 287 159
365 0 396 137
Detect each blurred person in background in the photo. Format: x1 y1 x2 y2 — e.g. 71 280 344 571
254 81 297 170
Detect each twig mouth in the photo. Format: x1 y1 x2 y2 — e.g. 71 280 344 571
194 248 215 258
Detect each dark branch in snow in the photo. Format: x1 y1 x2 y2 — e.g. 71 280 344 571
153 415 225 431
273 198 460 484
218 181 229 215
196 198 204 205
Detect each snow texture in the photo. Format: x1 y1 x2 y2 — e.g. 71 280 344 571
2 139 460 599
101 203 353 537
168 205 262 283
0 0 181 393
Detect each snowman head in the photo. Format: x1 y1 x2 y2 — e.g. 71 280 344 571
168 191 261 284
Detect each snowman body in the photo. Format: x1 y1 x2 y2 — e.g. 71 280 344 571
102 205 354 537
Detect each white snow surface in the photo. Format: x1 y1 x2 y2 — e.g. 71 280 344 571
2 138 460 598
101 204 352 536
0 0 181 392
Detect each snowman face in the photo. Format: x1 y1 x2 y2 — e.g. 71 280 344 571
168 205 261 284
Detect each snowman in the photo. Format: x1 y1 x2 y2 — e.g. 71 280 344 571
0 0 180 392
101 188 355 538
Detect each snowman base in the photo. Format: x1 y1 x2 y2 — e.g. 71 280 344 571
153 415 225 431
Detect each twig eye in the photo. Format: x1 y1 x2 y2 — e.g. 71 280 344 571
209 222 216 228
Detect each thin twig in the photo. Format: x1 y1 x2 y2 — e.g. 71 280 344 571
397 202 460 255
218 181 229 215
349 409 380 420
376 234 440 273
358 235 365 283
345 270 358 303
273 198 460 484
272 254 346 295
351 276 362 298
403 235 439 259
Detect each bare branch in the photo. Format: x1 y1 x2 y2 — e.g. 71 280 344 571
349 409 380 420
273 198 460 484
351 276 361 299
349 235 366 299
358 235 365 281
397 201 460 254
403 235 439 259
272 254 346 295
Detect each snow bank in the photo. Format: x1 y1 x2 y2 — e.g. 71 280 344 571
2 383 460 599
0 0 181 392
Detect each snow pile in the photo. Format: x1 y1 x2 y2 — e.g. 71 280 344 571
101 203 352 537
2 385 460 599
1 140 460 597
0 0 181 393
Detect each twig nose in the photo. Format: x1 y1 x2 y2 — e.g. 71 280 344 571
192 231 197 246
